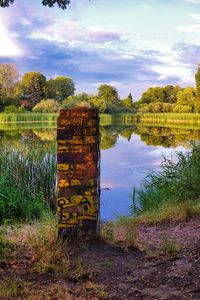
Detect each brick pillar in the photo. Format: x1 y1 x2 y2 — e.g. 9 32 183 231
57 107 100 236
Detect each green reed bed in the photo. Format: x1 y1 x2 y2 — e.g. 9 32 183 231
100 114 113 126
0 143 57 224
135 113 200 125
132 143 200 215
0 122 57 131
0 113 58 124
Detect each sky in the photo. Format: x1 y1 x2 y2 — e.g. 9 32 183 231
1 0 200 100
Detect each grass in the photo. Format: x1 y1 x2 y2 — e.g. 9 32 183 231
131 143 200 215
14 214 69 275
0 142 56 224
0 113 58 123
135 113 200 126
0 280 31 299
162 237 180 258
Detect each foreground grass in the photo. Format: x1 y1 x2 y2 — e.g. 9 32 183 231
131 143 200 214
0 143 56 224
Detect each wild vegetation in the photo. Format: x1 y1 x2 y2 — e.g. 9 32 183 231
1 63 200 116
0 63 135 114
130 143 200 219
0 142 56 224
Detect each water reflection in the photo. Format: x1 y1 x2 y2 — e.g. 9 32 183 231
0 124 198 220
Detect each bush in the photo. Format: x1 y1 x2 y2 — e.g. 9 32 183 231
173 105 193 113
4 105 18 113
32 99 61 113
17 105 26 113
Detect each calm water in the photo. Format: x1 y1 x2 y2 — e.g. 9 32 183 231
1 123 199 220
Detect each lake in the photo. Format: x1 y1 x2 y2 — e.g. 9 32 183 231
1 122 200 220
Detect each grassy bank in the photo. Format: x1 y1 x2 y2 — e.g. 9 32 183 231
114 142 200 228
1 112 200 128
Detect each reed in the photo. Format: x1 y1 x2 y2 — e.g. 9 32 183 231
0 143 57 224
132 143 200 214
0 113 58 124
135 113 200 125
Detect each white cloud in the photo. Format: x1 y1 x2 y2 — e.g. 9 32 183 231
184 0 200 3
178 24 200 32
189 13 200 20
152 64 193 82
0 25 22 57
31 20 120 48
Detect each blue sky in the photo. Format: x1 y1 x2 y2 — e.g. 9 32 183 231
1 0 200 99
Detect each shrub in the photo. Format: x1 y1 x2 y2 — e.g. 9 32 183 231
32 99 61 113
173 105 193 113
4 105 18 113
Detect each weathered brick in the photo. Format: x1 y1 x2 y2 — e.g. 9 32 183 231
57 107 100 235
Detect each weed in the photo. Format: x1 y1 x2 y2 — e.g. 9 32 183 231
104 259 113 268
0 225 14 256
124 228 139 249
101 222 114 242
15 216 69 275
162 237 180 258
0 280 30 299
97 288 108 299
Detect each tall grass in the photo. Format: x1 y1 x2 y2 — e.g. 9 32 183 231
135 113 200 126
133 143 200 214
0 113 58 123
0 143 57 223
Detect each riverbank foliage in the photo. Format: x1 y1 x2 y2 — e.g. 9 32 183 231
132 143 200 216
0 112 58 123
0 143 56 224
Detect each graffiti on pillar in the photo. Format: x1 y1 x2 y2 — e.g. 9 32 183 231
57 107 100 232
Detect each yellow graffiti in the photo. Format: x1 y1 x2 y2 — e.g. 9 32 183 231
58 179 70 188
57 108 99 231
57 164 70 171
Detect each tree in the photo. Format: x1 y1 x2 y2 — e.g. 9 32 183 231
138 87 165 105
0 83 4 112
195 65 200 112
32 99 61 113
121 97 134 108
98 84 119 104
0 0 71 9
163 85 182 104
128 93 133 101
176 87 195 112
0 63 20 98
47 76 75 103
21 72 47 107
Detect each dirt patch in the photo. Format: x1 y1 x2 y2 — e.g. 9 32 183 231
0 216 200 299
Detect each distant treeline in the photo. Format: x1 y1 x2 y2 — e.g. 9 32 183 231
1 63 200 114
0 63 134 114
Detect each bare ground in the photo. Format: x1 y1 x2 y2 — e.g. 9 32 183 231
0 215 200 300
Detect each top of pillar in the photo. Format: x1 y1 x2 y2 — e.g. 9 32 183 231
59 106 99 118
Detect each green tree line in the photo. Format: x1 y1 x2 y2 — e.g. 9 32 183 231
0 63 135 114
1 63 200 114
135 65 200 113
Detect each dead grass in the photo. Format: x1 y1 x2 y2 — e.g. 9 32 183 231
0 279 31 300
118 202 200 227
12 216 69 274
